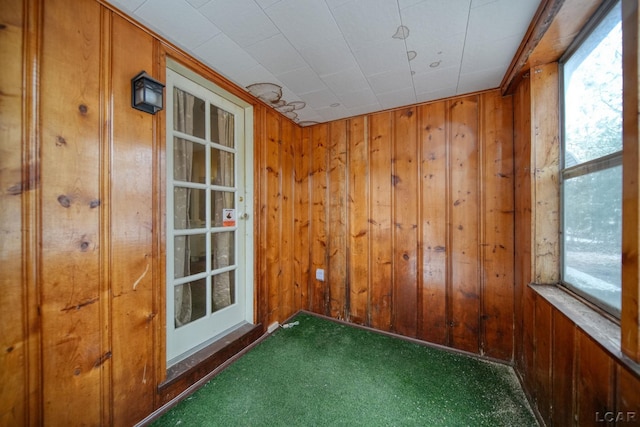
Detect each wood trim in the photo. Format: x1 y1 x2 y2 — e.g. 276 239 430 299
501 0 604 95
622 0 640 363
500 0 564 95
24 0 43 424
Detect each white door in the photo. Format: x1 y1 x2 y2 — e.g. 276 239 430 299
166 68 253 365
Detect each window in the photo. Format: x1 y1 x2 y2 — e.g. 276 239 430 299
561 0 622 317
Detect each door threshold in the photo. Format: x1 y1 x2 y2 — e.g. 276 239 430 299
157 322 263 405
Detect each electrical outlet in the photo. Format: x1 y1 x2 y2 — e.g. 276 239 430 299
316 268 325 281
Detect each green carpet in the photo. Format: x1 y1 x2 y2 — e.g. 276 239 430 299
152 313 537 426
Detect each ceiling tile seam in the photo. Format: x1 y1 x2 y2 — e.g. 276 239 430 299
396 0 417 103
455 2 474 94
321 0 383 110
131 0 149 13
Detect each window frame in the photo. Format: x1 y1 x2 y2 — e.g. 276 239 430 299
559 0 623 319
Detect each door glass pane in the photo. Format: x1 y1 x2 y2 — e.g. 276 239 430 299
211 106 234 148
212 271 235 312
563 165 621 312
211 191 235 227
175 279 206 328
211 149 234 187
173 88 205 139
173 187 205 229
211 231 235 270
174 138 205 184
174 234 206 279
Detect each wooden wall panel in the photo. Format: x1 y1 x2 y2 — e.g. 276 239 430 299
513 61 640 427
534 297 552 421
264 109 282 327
480 92 514 360
294 126 310 312
448 96 481 353
552 312 575 427
310 124 329 314
280 119 295 320
513 74 532 374
368 112 393 330
347 117 369 325
392 108 419 336
328 121 348 319
300 91 514 358
575 333 614 426
418 102 448 345
40 0 104 423
109 14 156 424
530 63 560 284
0 0 27 424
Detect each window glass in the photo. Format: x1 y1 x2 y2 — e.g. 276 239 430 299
562 1 622 316
563 2 622 166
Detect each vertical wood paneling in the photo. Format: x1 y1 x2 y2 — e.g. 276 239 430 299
294 126 310 312
40 0 103 423
576 332 614 426
514 75 532 373
552 312 575 427
265 109 281 326
534 297 552 421
280 119 295 320
418 102 448 345
616 365 640 421
109 13 156 424
392 108 419 336
256 105 269 328
621 0 640 363
368 112 393 330
0 0 26 424
310 124 329 314
347 116 369 325
480 91 514 360
328 121 348 319
448 96 480 353
530 64 560 284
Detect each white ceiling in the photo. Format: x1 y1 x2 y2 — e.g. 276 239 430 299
108 0 541 125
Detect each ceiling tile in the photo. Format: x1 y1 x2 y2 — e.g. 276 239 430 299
456 65 505 94
275 67 327 94
460 36 519 74
415 86 457 104
105 0 146 12
330 0 402 51
336 88 378 109
466 0 539 44
353 39 410 77
298 89 341 109
255 0 282 9
245 34 307 76
367 69 413 94
321 67 370 94
198 0 279 48
299 38 359 77
316 104 351 122
194 33 258 73
263 0 340 51
186 0 211 8
376 87 417 110
412 65 460 94
135 0 221 49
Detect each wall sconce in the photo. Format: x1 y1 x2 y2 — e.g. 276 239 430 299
131 71 165 114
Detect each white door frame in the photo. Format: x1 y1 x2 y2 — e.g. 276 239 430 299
165 60 254 365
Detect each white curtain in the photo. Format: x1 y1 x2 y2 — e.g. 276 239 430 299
212 109 234 310
174 90 194 327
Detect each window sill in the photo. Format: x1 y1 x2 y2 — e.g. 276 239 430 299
530 283 640 378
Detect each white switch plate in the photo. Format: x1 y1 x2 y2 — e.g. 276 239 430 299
316 268 325 281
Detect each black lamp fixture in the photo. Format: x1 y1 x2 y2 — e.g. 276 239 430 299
131 71 165 114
